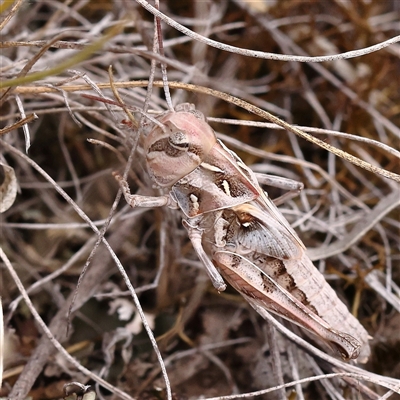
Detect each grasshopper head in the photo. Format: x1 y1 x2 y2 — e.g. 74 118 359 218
145 104 217 187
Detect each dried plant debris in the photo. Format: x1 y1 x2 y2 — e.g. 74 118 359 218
0 163 17 213
1 1 400 399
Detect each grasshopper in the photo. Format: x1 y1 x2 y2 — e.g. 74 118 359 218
116 102 370 363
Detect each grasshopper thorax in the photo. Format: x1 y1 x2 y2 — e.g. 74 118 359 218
145 103 217 187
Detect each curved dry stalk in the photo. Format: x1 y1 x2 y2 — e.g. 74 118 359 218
134 0 400 63
5 80 399 183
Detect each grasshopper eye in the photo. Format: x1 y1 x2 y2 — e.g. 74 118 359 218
145 109 217 187
169 131 189 150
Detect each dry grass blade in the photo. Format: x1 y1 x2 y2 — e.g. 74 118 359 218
1 1 399 399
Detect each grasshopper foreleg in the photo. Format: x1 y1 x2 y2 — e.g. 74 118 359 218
114 172 178 209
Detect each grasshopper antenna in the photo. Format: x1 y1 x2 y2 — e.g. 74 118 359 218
154 0 174 111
